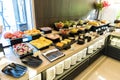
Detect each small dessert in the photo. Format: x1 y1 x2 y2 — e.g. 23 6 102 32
61 40 68 44
54 22 64 29
56 39 72 49
24 28 41 36
56 42 64 47
59 29 70 35
79 27 85 31
70 28 78 34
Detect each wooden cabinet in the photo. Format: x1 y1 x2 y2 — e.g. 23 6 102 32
33 0 93 27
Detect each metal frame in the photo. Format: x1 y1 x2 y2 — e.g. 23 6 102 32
0 1 10 30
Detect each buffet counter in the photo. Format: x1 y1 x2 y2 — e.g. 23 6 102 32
104 32 120 61
0 33 110 80
110 32 120 37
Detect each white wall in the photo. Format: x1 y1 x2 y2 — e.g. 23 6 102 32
2 0 16 31
100 0 120 23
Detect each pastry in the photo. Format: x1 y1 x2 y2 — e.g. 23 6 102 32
24 28 41 35
61 40 68 44
64 39 71 43
30 37 52 49
56 42 64 47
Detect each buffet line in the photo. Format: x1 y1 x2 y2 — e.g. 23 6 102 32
0 20 112 80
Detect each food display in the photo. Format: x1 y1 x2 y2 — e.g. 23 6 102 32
87 21 101 27
39 27 52 34
13 43 33 58
100 20 108 24
63 21 72 28
77 34 85 45
77 20 84 25
59 29 70 39
30 37 53 49
54 21 64 29
55 39 72 50
56 42 64 47
46 33 60 42
24 28 41 36
83 25 92 30
86 20 109 32
70 28 79 35
78 27 86 31
87 20 109 27
59 29 70 35
4 31 24 39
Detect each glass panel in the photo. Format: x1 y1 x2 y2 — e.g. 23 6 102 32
0 0 33 32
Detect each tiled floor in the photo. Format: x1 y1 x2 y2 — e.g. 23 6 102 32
74 56 120 80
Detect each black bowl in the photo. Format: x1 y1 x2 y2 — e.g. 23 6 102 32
77 39 85 45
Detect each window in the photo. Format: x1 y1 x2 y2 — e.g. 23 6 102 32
0 0 33 32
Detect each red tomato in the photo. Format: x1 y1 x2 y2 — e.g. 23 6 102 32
4 32 14 39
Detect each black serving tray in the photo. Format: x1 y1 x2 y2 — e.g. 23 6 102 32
32 34 41 40
38 45 50 50
52 24 60 31
42 49 65 62
90 23 109 32
39 27 52 34
60 34 69 40
46 37 60 43
2 63 27 78
21 56 42 68
84 36 91 42
10 38 23 45
77 39 85 45
69 32 79 36
45 34 60 43
54 38 76 50
55 44 71 50
13 43 37 59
